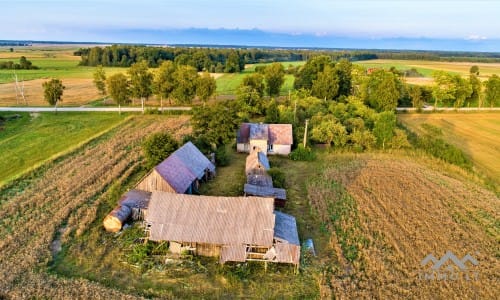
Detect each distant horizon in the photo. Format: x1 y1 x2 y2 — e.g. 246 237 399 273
2 28 500 53
2 1 499 52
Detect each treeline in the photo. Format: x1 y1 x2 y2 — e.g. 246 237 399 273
0 56 38 70
376 50 500 63
74 45 378 71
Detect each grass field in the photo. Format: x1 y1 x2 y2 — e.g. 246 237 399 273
355 59 500 85
0 112 125 186
398 112 500 185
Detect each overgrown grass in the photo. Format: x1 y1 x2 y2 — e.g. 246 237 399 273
0 112 126 185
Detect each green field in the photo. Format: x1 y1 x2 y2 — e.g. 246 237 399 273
215 62 303 95
0 112 125 185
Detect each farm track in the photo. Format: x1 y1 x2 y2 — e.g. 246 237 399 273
318 154 499 299
0 115 190 299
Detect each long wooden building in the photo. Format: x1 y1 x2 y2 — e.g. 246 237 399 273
144 191 300 266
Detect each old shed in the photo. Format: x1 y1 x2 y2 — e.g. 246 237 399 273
136 142 215 194
103 189 152 232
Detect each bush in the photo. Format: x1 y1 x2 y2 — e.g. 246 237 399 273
350 130 376 152
142 132 179 168
289 145 316 161
388 129 411 149
267 168 286 188
215 145 231 167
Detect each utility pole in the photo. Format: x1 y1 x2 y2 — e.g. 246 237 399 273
303 119 309 147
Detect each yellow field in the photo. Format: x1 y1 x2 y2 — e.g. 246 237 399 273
398 112 500 184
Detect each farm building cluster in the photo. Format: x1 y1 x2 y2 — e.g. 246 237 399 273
104 124 300 268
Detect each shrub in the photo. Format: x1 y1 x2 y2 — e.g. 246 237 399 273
289 145 316 161
350 130 376 152
267 168 286 188
388 128 411 149
215 145 231 166
142 132 179 168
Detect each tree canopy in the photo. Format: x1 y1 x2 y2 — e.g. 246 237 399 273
264 62 285 97
42 79 65 108
106 73 130 106
363 69 401 111
93 65 107 98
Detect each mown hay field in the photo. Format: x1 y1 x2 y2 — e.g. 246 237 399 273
0 114 191 299
0 112 126 186
355 59 500 84
398 112 500 185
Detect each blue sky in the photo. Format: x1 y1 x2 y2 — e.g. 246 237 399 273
1 0 499 50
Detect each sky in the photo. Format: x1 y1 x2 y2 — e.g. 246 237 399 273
1 0 499 50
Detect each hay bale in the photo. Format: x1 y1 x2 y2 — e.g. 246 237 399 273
103 205 132 232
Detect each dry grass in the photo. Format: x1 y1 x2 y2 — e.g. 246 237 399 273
398 112 500 185
308 153 499 299
0 115 190 299
0 78 102 106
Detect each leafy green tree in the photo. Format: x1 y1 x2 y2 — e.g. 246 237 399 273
311 65 340 100
242 73 265 97
128 61 153 110
408 85 424 109
106 73 130 113
388 129 410 149
363 69 401 111
468 74 482 106
196 72 217 105
432 71 456 107
191 101 242 147
311 118 347 147
350 130 376 152
225 51 241 73
172 65 199 104
453 75 472 108
335 59 352 97
469 65 479 75
265 99 280 123
264 62 285 97
93 65 107 101
294 55 333 90
153 60 176 106
373 111 396 149
142 132 179 168
485 74 500 107
42 79 65 112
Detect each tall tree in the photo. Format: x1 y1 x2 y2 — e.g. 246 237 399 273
408 85 424 109
432 71 456 108
106 73 130 114
128 60 153 111
373 111 396 149
469 65 479 75
264 62 285 97
468 73 482 107
153 61 176 106
335 59 352 97
191 101 241 147
196 72 217 105
485 74 500 108
453 75 472 108
242 73 265 97
363 69 401 111
93 65 107 101
172 65 199 104
42 79 65 113
311 65 340 100
294 55 333 90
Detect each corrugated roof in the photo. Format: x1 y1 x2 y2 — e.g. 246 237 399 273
237 123 251 143
119 189 152 209
173 142 216 180
250 123 269 140
146 192 276 246
244 184 286 200
274 211 300 245
247 174 274 187
269 124 293 145
155 155 196 193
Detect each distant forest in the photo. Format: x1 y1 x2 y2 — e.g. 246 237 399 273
74 45 500 72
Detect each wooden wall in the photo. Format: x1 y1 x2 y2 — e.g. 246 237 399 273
136 169 176 193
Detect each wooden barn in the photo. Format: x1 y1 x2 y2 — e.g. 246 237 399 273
103 189 151 232
237 123 293 155
136 141 215 194
144 191 300 267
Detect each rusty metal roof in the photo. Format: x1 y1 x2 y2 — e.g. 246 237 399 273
145 192 276 246
237 123 251 143
250 123 269 140
269 124 293 145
